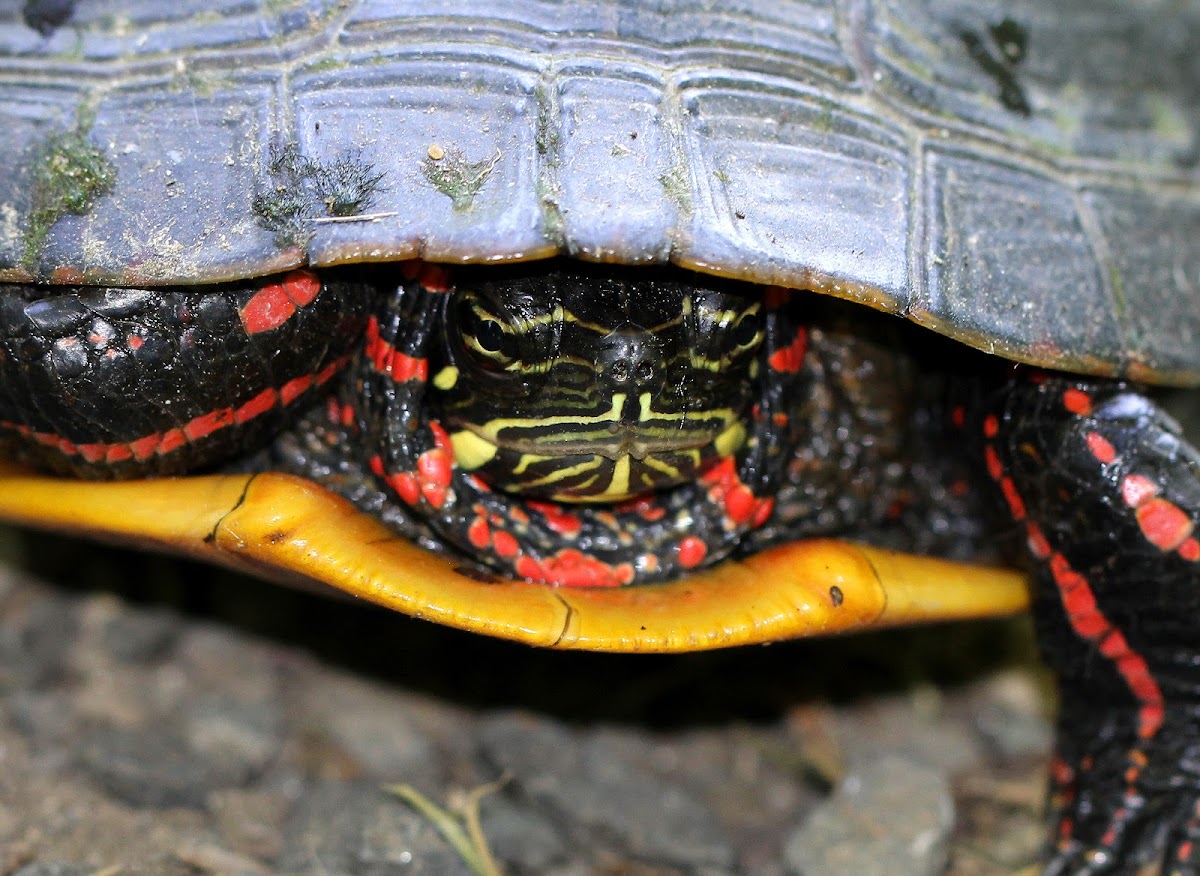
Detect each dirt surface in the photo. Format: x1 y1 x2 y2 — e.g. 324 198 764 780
0 526 1051 875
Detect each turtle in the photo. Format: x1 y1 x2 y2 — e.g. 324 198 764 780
0 0 1199 872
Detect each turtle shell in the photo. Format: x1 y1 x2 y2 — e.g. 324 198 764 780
0 0 1198 383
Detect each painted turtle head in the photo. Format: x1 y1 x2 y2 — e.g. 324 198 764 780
430 268 763 502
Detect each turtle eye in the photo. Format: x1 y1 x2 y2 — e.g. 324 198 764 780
473 314 507 354
690 294 762 370
457 296 521 370
729 311 762 353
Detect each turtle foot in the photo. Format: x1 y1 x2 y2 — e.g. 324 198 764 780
1041 710 1200 876
972 374 1200 874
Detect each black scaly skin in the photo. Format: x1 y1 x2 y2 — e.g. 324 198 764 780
972 373 1200 875
0 271 367 477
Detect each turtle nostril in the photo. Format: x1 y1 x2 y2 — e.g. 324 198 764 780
607 358 654 386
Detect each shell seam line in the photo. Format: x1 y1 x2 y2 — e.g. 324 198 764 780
1073 188 1132 375
549 590 574 648
205 473 257 545
858 550 889 626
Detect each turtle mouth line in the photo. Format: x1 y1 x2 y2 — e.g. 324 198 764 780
483 429 717 462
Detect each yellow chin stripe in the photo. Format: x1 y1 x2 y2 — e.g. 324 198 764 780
451 414 744 494
450 429 498 469
433 366 459 390
551 455 632 502
714 421 746 457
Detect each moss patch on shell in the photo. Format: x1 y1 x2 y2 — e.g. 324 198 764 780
253 143 385 248
422 146 500 211
22 121 116 271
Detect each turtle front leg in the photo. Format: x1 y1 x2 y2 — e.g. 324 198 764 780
976 374 1200 874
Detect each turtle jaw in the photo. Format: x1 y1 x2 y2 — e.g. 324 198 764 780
485 422 724 462
447 414 748 503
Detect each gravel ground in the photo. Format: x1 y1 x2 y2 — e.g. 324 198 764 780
0 526 1052 876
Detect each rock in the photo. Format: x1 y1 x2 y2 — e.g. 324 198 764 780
276 779 475 875
480 712 737 870
784 754 955 876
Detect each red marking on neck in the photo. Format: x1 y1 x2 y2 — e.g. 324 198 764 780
700 456 772 529
768 327 807 373
998 476 1026 520
365 316 429 382
414 422 455 508
1025 522 1052 559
